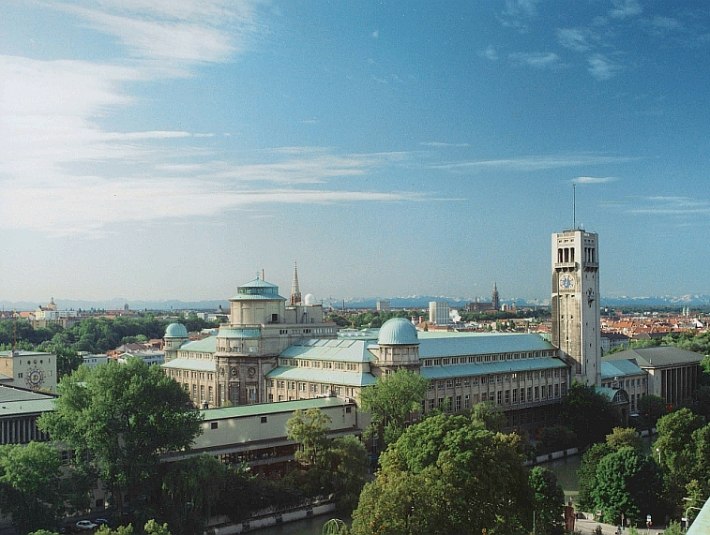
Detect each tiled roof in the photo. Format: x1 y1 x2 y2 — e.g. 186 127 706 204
266 366 377 387
179 336 217 353
280 339 375 363
162 358 216 372
417 332 555 358
601 359 645 380
605 347 703 368
421 357 567 380
202 396 349 421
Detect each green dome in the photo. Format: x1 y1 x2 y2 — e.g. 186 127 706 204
378 318 419 345
165 323 188 338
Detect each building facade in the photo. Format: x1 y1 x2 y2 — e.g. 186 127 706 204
0 350 57 393
551 229 601 386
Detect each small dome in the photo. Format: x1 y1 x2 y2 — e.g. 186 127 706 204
165 323 188 338
304 293 315 305
378 318 419 345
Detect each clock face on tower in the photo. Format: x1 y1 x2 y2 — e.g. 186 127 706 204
559 274 575 290
26 367 45 389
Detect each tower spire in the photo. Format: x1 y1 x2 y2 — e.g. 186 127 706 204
290 261 302 305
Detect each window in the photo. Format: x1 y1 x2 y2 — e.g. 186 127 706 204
260 416 267 423
497 391 502 405
211 422 218 430
455 395 462 411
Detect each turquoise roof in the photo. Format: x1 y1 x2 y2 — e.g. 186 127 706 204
165 322 188 338
418 332 555 358
162 358 216 372
179 336 217 353
421 356 568 380
601 359 645 380
266 366 377 387
378 318 419 345
202 396 349 421
280 339 375 363
218 327 261 339
231 277 285 301
688 495 710 535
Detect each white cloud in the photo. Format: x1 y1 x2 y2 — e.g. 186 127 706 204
629 196 710 215
557 28 594 52
587 54 620 80
479 45 499 61
572 176 617 184
509 52 562 69
433 154 636 172
420 142 470 148
609 0 642 20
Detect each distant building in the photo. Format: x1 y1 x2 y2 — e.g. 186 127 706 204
117 350 164 366
376 299 390 312
429 301 450 325
31 298 80 329
80 353 109 368
0 350 57 393
0 384 56 445
605 347 704 409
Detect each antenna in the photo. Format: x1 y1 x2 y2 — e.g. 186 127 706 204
573 182 576 229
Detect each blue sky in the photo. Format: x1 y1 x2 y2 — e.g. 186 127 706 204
1 0 708 304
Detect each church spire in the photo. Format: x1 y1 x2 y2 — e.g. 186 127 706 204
290 261 302 305
492 282 500 311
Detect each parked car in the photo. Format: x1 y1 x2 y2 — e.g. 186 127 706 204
75 520 98 531
94 518 110 527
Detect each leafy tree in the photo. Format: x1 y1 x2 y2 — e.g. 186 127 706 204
287 408 332 467
576 442 613 511
654 409 704 480
0 442 65 533
559 383 619 448
327 436 369 511
351 412 532 535
537 425 577 454
605 427 643 452
360 369 428 447
158 455 226 535
471 400 506 431
589 447 662 526
529 466 565 535
38 358 202 516
637 395 667 429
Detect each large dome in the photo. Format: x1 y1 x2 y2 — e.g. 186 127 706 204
378 318 419 345
165 322 188 338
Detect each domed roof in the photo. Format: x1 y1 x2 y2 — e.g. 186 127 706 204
378 318 419 345
165 322 188 338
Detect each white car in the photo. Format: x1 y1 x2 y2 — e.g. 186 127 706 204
76 520 98 531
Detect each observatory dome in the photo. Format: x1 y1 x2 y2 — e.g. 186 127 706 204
377 317 419 346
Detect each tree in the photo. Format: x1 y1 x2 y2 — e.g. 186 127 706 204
471 400 506 431
559 383 619 448
529 466 565 535
588 447 662 526
605 427 643 452
286 408 332 468
0 442 65 533
158 455 226 535
577 443 613 511
359 369 428 447
351 412 532 535
637 395 667 429
38 358 202 516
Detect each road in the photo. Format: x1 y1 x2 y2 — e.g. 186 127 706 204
574 516 665 535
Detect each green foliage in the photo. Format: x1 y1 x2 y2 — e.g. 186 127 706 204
359 369 428 447
559 383 619 448
0 441 65 533
662 521 683 535
577 443 613 511
287 408 332 467
351 412 532 535
588 447 662 525
38 358 202 515
605 427 643 452
636 395 667 429
537 425 577 454
97 524 135 534
144 519 172 535
471 400 506 432
321 518 349 535
327 436 369 511
529 466 565 535
158 455 226 535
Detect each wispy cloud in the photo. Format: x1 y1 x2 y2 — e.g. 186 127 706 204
587 54 620 80
509 52 562 69
572 176 618 184
479 45 499 61
500 0 539 31
628 196 710 216
420 142 470 148
609 0 642 20
557 28 595 52
433 154 636 172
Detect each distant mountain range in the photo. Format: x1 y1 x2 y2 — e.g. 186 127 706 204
2 294 709 313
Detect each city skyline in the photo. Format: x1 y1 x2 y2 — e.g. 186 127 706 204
1 1 709 303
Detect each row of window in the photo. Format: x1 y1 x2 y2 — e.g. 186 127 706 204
427 370 562 390
280 358 359 371
422 351 553 367
170 369 214 381
425 383 565 412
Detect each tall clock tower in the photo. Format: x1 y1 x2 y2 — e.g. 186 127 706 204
551 229 601 386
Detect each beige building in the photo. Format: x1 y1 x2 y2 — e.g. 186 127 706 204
0 350 57 393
